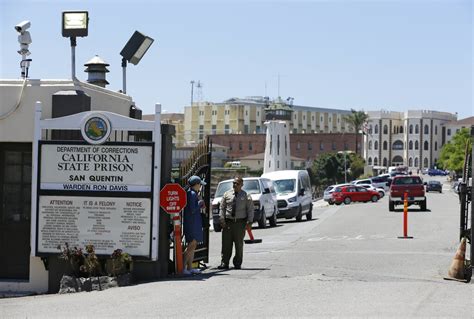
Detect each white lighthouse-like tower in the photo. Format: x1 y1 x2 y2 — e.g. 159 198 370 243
263 98 293 174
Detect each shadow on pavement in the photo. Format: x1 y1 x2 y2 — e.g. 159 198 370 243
392 208 431 213
277 218 318 224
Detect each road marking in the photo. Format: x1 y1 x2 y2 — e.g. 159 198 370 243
307 234 388 241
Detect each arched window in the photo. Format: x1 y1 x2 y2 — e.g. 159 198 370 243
374 141 378 150
423 158 429 168
400 126 404 134
393 126 398 134
435 141 438 151
409 141 413 150
415 124 419 134
409 125 413 134
424 125 429 134
368 141 372 150
415 140 419 150
383 158 388 167
424 141 429 150
392 140 404 150
374 157 378 166
409 157 413 167
368 157 372 165
374 125 379 134
383 141 388 150
414 157 419 167
383 125 388 134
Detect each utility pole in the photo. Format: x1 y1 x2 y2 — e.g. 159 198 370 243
190 80 195 106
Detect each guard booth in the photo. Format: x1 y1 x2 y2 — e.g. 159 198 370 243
176 137 212 268
30 101 174 292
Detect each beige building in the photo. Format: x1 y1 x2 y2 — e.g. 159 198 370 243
143 113 185 147
444 116 474 143
240 153 306 171
364 110 458 170
184 96 354 145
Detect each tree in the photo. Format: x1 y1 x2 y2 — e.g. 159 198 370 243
343 109 369 156
438 128 473 175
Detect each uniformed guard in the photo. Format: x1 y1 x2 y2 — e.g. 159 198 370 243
218 176 254 269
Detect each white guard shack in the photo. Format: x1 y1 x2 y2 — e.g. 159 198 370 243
0 78 162 294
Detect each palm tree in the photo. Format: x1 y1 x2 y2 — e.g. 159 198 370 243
343 109 369 156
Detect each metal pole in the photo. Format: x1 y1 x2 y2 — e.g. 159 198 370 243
70 37 77 79
190 80 194 106
344 151 347 183
122 58 127 94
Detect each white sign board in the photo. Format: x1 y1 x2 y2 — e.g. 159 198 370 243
40 144 153 192
37 196 151 256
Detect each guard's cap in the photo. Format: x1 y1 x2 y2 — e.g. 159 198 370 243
188 175 206 186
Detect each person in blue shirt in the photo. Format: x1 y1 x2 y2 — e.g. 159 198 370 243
183 175 206 275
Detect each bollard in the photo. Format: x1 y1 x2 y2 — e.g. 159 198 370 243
172 213 184 274
398 192 413 239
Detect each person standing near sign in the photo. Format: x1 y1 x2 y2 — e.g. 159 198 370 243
218 176 254 270
183 175 206 275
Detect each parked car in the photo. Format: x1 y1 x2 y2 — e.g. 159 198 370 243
261 170 313 221
427 168 448 176
332 185 380 205
211 177 278 231
389 175 426 211
351 179 372 186
361 184 385 197
371 174 391 190
324 184 351 204
425 180 442 193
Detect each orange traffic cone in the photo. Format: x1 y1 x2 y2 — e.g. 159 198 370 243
444 237 467 282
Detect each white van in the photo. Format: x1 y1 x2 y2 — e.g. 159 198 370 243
211 177 278 231
261 170 313 221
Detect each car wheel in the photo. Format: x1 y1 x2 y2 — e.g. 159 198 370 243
269 207 277 227
344 197 351 205
378 191 384 198
371 195 379 202
258 208 266 228
389 201 395 212
420 200 427 211
295 206 303 222
213 223 222 232
306 204 313 221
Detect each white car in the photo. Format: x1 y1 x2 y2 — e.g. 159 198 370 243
211 177 278 231
324 183 351 204
361 184 385 198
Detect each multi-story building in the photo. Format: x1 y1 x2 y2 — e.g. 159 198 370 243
184 96 353 145
444 116 474 143
364 110 457 170
143 113 185 147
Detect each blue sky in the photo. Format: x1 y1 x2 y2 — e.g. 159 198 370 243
1 0 472 118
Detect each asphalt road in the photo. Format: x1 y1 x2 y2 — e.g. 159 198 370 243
2 176 472 318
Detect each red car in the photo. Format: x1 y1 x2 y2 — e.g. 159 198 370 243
331 185 380 205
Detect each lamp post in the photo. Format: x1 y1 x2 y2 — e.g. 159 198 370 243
120 31 154 94
62 11 89 80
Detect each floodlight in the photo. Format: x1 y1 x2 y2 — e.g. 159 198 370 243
119 30 154 93
62 11 88 37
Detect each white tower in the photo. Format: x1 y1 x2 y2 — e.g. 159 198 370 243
263 99 293 174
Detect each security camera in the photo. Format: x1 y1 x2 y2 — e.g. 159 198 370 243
14 20 31 33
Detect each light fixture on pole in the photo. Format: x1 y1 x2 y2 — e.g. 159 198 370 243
62 11 89 80
120 31 154 94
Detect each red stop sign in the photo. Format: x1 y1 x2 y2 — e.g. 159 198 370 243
160 183 187 214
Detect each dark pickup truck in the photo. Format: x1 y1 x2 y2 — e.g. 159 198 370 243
389 175 426 211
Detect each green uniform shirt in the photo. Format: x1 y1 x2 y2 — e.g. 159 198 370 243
219 189 254 223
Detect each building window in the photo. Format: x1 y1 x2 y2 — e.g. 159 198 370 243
415 140 419 150
409 157 413 167
383 158 388 167
244 125 249 134
293 128 298 134
374 157 378 166
414 157 419 167
368 157 372 165
239 142 242 151
249 142 253 151
415 124 419 134
374 141 378 150
447 129 451 136
308 142 312 151
435 141 437 151
225 124 230 134
320 142 324 150
369 141 372 150
277 136 280 155
374 125 379 134
424 125 429 135
303 115 306 120
383 141 388 150
423 158 429 168
332 142 336 150
199 125 204 140
392 140 403 150
409 141 413 150
383 125 388 134
320 116 323 122
409 125 413 134
400 126 404 134
256 125 260 133
424 141 429 150
312 116 314 121
245 110 248 116
211 125 216 134
435 126 438 135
